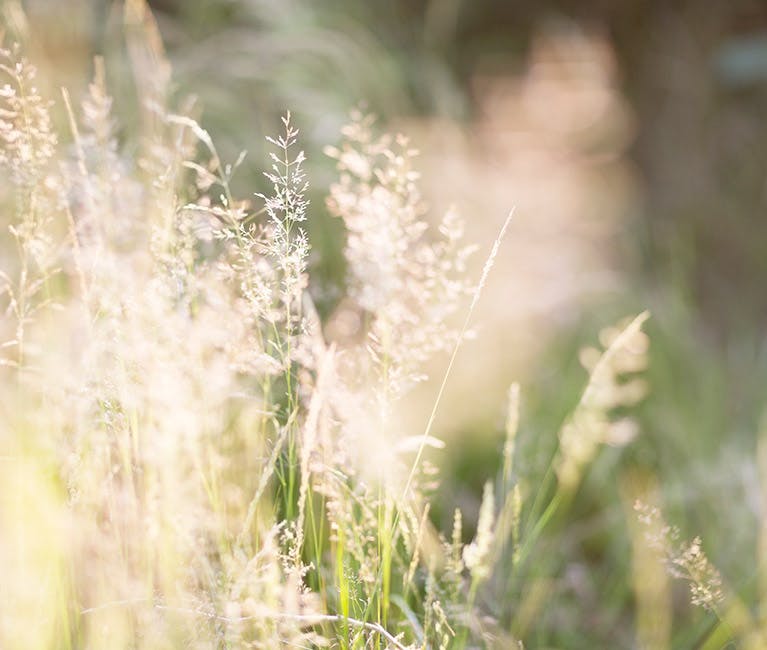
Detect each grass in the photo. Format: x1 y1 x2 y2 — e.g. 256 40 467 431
1 2 765 648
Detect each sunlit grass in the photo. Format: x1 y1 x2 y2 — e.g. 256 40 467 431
1 2 760 649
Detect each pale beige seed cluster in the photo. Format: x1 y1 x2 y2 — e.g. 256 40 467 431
635 501 724 612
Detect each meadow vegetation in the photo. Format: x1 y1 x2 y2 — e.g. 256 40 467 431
0 2 759 649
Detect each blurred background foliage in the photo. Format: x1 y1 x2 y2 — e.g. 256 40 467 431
7 0 767 646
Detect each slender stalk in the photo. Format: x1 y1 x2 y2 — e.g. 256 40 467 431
402 209 514 501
